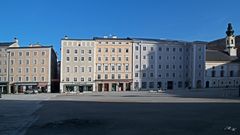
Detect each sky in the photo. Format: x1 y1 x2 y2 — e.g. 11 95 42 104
1 0 240 57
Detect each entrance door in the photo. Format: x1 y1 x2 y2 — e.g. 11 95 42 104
79 86 84 93
167 81 173 90
98 84 103 92
111 83 117 91
119 83 124 91
104 83 109 91
206 81 209 88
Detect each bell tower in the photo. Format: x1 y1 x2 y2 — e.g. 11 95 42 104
225 23 237 56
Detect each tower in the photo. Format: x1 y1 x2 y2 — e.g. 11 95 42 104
225 23 237 56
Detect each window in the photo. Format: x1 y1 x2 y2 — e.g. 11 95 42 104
26 60 30 65
111 65 115 71
173 73 175 77
150 73 154 77
143 64 146 69
135 73 138 77
112 48 115 53
230 71 234 77
26 52 30 56
34 52 37 56
74 78 77 82
88 57 92 61
81 67 84 72
88 77 92 82
98 65 101 71
179 48 183 52
11 60 14 65
41 68 44 73
74 49 78 54
98 48 101 53
112 57 115 61
178 81 183 88
34 68 37 73
116 56 121 61
136 55 138 59
159 56 161 60
135 46 139 51
150 65 154 69
42 51 46 56
105 65 108 71
159 65 161 69
143 47 146 51
126 57 129 61
118 74 121 79
126 49 129 53
66 49 70 54
105 48 108 53
74 67 78 73
33 77 37 81
166 48 169 52
88 67 92 72
26 77 29 81
166 65 169 69
19 60 22 65
173 48 176 52
118 65 121 70
41 59 45 64
74 57 78 61
118 48 121 53
18 68 22 73
26 68 29 73
149 82 154 88
10 68 13 73
159 47 162 51
105 57 108 61
98 57 101 61
67 67 70 72
135 65 139 69
33 59 37 64
220 70 224 77
41 77 45 81
18 77 21 81
19 52 22 56
125 74 129 79
173 65 176 69
151 47 154 51
66 77 69 82
11 52 14 56
105 74 108 79
111 74 115 79
88 50 92 54
143 73 146 77
211 70 216 77
81 77 84 82
97 74 101 79
143 55 146 59
81 50 84 54
142 82 147 89
126 65 129 71
81 57 84 61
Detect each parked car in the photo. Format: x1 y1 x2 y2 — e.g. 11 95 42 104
24 89 38 94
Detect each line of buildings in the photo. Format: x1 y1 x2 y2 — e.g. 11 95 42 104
0 23 240 94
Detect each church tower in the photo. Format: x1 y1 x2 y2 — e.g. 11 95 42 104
225 23 237 56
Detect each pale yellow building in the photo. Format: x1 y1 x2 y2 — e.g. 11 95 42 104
94 37 133 91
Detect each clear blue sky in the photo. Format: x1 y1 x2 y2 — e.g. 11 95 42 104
1 0 240 57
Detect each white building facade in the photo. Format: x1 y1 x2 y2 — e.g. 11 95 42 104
132 39 206 90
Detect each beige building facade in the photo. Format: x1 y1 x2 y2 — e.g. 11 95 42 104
7 44 58 93
60 37 95 93
94 37 133 92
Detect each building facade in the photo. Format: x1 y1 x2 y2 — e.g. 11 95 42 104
0 39 19 94
60 37 95 93
7 44 58 93
132 39 206 90
205 23 240 88
94 37 133 92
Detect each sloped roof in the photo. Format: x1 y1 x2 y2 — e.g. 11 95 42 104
0 42 15 46
206 50 240 62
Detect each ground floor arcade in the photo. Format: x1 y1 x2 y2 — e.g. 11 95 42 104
95 79 133 92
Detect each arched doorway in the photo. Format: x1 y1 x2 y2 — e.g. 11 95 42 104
206 81 209 88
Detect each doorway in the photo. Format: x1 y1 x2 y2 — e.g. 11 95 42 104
167 81 173 90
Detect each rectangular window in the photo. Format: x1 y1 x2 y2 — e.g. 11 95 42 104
74 57 77 61
98 65 101 71
125 74 129 79
105 74 108 79
88 57 92 61
105 65 108 71
149 82 154 88
26 68 29 73
19 52 22 56
142 82 147 89
41 68 44 73
81 57 84 61
118 65 121 70
126 65 129 71
88 67 92 72
111 74 115 79
26 52 30 56
42 51 46 56
74 78 77 82
88 50 92 54
98 57 101 61
143 47 146 51
118 74 121 79
81 67 84 72
98 48 101 53
135 73 138 77
97 74 101 79
74 67 78 73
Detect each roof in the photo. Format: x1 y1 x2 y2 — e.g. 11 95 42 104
206 50 240 62
93 37 132 41
7 46 53 50
0 42 15 46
